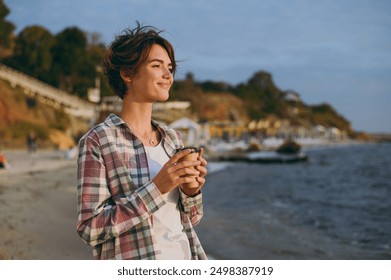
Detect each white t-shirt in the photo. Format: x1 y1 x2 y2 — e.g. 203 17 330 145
144 142 191 260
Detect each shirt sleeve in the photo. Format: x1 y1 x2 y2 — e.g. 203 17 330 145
178 189 203 226
76 135 166 247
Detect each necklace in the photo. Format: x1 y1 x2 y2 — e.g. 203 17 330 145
148 131 156 146
131 125 156 146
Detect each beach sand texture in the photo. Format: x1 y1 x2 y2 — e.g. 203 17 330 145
0 150 91 259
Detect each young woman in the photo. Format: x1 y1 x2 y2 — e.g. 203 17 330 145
76 23 208 260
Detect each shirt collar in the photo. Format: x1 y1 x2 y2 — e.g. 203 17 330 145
103 113 179 156
104 113 126 127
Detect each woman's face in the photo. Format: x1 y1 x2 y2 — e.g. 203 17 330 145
127 44 174 102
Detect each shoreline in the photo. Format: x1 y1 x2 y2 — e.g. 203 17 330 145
0 143 386 259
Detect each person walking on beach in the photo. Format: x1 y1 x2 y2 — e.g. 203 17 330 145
26 130 37 153
76 22 208 260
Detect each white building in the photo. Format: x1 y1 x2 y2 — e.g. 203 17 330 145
169 117 203 147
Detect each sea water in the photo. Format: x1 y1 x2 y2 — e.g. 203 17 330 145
199 142 391 259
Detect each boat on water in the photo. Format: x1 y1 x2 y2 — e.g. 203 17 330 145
248 151 307 163
275 139 301 154
217 150 308 164
210 139 308 164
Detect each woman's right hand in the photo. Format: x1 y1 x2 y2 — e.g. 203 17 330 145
152 149 200 194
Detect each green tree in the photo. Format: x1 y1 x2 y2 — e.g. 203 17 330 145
10 25 55 81
200 80 233 92
51 27 95 97
0 0 15 49
234 71 287 119
86 32 106 65
85 31 113 98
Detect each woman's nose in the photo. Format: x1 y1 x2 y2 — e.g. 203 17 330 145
163 68 173 79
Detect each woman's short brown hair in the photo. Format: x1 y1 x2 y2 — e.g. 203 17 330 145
103 22 177 99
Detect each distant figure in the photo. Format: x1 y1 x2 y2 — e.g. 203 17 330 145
0 149 10 169
27 131 37 153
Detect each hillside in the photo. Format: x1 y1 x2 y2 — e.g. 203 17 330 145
0 79 88 149
168 77 249 124
169 71 354 136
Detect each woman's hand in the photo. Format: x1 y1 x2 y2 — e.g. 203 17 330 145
152 149 201 194
179 147 208 196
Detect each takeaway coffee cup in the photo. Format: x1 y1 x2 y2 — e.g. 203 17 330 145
175 147 200 188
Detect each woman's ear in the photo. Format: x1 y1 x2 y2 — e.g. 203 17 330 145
120 70 132 83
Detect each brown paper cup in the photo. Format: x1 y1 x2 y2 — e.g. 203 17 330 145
176 147 200 188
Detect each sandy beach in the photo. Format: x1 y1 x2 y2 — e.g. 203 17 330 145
0 149 91 259
1 146 388 260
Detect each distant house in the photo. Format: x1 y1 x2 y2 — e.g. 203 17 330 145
169 117 202 147
326 127 342 140
283 90 302 103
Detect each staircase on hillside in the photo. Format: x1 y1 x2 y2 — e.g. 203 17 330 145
0 63 98 121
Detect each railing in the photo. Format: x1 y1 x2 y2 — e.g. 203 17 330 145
0 63 98 119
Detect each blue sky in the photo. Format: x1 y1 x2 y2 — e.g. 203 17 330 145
4 0 391 133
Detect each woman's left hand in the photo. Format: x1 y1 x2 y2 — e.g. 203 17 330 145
180 147 208 196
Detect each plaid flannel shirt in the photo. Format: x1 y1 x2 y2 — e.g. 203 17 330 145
76 114 206 260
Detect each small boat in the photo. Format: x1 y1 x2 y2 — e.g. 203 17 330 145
276 140 301 154
209 139 308 164
246 151 308 163
218 150 308 164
